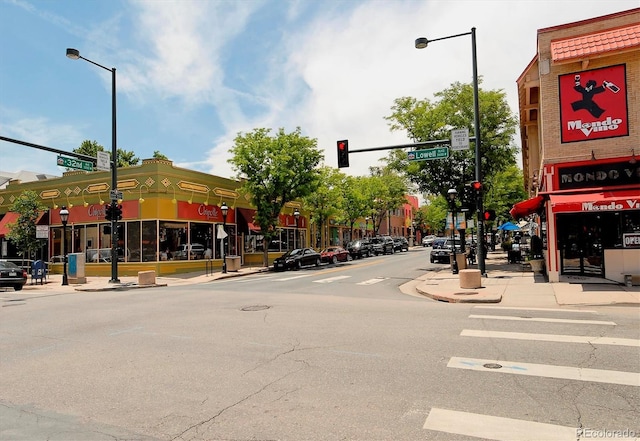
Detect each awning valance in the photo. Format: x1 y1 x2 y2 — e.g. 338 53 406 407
549 189 640 213
510 195 545 219
0 212 20 237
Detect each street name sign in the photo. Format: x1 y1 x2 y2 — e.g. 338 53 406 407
407 147 449 161
96 151 110 172
57 155 94 172
110 190 124 201
451 128 469 151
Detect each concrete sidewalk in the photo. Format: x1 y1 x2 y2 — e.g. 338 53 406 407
414 251 640 307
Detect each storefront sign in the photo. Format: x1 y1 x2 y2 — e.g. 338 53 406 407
559 64 628 143
558 161 640 190
623 233 640 248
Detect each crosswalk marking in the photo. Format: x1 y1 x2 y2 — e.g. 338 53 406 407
423 407 579 440
469 314 616 326
356 277 387 285
448 356 640 386
474 305 598 314
273 274 314 281
460 329 640 347
313 276 351 284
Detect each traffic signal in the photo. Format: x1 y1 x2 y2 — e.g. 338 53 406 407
471 180 482 195
114 204 123 221
104 203 113 221
461 184 474 212
483 209 496 221
337 139 349 168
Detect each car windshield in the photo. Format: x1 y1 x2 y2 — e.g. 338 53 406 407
0 261 20 269
322 248 339 253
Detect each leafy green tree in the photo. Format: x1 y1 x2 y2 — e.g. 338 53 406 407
73 139 140 168
363 168 408 235
6 190 46 262
229 127 323 266
384 81 519 200
153 150 168 160
339 176 371 241
302 167 344 249
421 194 449 236
484 164 528 224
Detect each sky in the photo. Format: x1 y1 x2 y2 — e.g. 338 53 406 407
1 0 638 181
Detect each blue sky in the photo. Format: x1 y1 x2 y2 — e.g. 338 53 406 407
1 0 638 180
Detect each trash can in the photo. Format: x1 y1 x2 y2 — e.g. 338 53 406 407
450 253 467 270
226 256 241 272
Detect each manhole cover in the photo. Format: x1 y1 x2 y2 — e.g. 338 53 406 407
483 363 503 369
241 305 271 312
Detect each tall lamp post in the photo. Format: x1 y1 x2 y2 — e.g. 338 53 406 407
66 48 120 283
220 202 228 273
415 27 485 276
293 208 300 249
447 189 459 275
60 206 69 286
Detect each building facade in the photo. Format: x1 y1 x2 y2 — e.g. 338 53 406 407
515 8 640 283
0 159 307 276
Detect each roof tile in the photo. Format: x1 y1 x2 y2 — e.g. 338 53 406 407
551 23 640 62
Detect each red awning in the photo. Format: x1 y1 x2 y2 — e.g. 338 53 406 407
247 222 261 233
0 212 19 237
549 189 640 213
510 195 545 219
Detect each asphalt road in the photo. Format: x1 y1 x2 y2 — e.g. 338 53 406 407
1 248 638 440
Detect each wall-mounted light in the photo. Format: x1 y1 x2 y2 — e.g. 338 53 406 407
98 192 105 205
630 149 637 165
591 150 597 161
82 188 89 207
188 191 194 204
138 185 148 204
66 195 74 209
204 190 211 206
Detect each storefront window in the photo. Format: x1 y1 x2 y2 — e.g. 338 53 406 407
142 220 157 262
128 221 141 262
159 221 187 260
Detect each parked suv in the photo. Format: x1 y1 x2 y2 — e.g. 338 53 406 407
430 239 462 263
369 237 384 255
393 237 409 252
372 236 395 255
347 239 373 259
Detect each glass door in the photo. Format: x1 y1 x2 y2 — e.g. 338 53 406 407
557 213 603 277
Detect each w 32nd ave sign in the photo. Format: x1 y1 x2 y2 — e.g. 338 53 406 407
57 155 94 172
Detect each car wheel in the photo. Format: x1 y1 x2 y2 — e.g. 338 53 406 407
347 254 353 261
296 260 302 270
315 258 321 267
332 255 337 264
14 285 23 291
430 257 434 263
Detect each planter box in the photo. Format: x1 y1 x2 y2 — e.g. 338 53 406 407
529 259 545 273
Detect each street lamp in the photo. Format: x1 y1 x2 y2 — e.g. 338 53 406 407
447 189 459 275
59 206 69 286
66 48 120 283
293 208 300 249
220 202 228 274
415 27 486 276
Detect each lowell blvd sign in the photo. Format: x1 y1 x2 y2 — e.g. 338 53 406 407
407 147 449 161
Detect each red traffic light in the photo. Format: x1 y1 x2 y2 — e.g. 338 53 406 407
483 209 496 221
337 139 349 168
471 181 482 191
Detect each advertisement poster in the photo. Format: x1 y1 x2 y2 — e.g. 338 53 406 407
558 64 628 143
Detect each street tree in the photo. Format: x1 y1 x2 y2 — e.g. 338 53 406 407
384 81 519 200
483 164 528 224
364 167 408 235
339 176 371 242
153 151 168 160
73 139 140 168
302 167 344 249
6 190 46 262
229 127 323 266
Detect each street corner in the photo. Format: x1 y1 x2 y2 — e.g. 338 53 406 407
415 280 503 303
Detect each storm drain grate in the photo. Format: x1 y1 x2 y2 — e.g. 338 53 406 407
241 305 271 312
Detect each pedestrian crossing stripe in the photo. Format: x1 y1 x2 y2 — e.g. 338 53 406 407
460 329 640 347
313 276 351 283
448 356 640 386
469 314 616 326
424 408 580 440
474 305 598 314
273 274 314 281
356 277 387 285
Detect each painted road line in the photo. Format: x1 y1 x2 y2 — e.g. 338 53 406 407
356 277 387 285
273 274 314 281
474 305 598 314
448 357 640 386
424 407 579 440
469 314 616 326
461 329 640 347
313 276 351 284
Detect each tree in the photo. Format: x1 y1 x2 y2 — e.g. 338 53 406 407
72 139 140 168
6 190 46 262
483 164 528 224
302 167 344 249
228 127 323 266
384 81 519 200
339 176 371 241
365 167 409 235
153 150 168 160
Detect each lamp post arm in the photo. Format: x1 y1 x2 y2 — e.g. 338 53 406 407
428 31 472 44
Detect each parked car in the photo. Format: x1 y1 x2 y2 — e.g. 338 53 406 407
422 235 437 247
369 237 385 255
0 260 28 291
393 237 409 252
375 236 395 255
347 239 373 259
174 244 206 260
273 248 322 271
320 246 351 264
430 239 463 263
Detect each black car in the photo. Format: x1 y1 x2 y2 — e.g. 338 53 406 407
430 239 463 263
347 239 373 259
369 237 385 255
373 236 395 255
273 248 322 271
0 260 28 291
393 237 409 252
